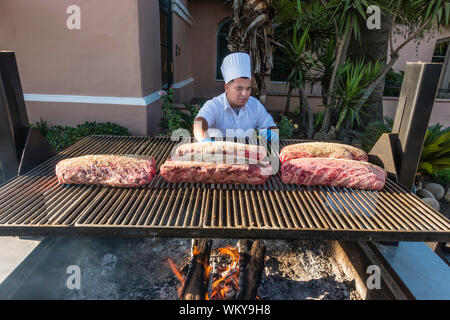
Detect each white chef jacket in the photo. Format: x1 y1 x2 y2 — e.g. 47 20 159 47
195 92 276 139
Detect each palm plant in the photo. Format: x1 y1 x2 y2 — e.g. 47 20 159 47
227 0 275 104
317 0 374 134
279 22 316 138
333 59 383 132
418 124 450 176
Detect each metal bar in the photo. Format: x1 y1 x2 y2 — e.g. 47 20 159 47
0 135 448 242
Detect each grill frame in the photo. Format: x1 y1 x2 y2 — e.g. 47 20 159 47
0 135 449 241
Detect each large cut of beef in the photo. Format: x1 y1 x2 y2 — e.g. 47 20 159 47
160 159 272 185
279 142 368 164
174 141 267 162
280 158 386 190
55 154 156 187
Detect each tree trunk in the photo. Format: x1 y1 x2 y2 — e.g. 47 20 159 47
348 12 392 125
320 18 354 134
284 84 293 114
299 86 314 139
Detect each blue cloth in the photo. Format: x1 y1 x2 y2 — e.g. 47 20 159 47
201 138 214 142
260 129 279 143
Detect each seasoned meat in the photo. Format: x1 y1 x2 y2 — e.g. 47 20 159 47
279 142 368 164
173 141 267 162
55 154 156 187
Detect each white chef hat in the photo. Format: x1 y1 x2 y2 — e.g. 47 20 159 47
221 52 252 84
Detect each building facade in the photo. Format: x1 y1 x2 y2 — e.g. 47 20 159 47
0 0 449 136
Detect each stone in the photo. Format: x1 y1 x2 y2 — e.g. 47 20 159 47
421 197 440 212
445 188 450 202
423 183 445 201
417 188 435 199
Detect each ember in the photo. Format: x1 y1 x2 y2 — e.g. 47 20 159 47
206 246 240 300
165 243 242 300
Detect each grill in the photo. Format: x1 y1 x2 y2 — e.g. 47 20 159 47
0 135 449 241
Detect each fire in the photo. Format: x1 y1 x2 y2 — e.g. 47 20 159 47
206 246 240 300
165 245 241 300
165 258 185 297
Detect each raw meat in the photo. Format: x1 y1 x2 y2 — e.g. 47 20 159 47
279 142 368 164
160 159 273 185
55 154 156 187
280 158 386 190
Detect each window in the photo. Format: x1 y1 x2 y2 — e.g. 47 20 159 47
432 38 449 63
433 37 450 98
269 27 290 82
270 45 289 82
160 0 173 89
216 18 231 81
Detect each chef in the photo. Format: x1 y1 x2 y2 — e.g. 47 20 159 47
193 52 278 143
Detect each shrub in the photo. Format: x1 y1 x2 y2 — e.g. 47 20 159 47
278 116 294 138
383 69 404 97
30 120 130 152
353 117 393 152
159 87 201 134
418 123 450 176
432 168 450 188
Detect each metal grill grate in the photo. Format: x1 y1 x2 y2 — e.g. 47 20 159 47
0 135 449 241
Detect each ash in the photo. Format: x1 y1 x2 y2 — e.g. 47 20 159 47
60 238 360 300
259 240 361 300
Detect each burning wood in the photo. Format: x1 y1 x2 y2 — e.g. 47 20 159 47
165 239 266 300
207 246 240 300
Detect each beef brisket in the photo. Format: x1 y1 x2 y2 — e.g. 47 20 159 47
160 159 272 185
280 158 386 190
55 154 156 187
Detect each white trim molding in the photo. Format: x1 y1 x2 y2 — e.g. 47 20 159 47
24 91 162 106
172 77 194 89
172 0 193 26
23 78 195 106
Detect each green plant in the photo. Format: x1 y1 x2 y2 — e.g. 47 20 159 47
333 58 383 132
418 123 450 175
353 117 393 152
383 69 404 97
42 121 130 151
29 117 49 136
314 111 324 131
160 87 200 133
432 168 450 187
278 116 294 138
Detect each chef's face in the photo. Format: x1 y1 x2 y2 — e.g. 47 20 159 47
225 77 252 107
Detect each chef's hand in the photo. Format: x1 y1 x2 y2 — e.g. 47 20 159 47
260 129 279 143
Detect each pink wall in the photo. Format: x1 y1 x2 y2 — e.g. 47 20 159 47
190 0 232 98
172 0 194 103
0 0 143 97
0 0 163 136
383 97 450 127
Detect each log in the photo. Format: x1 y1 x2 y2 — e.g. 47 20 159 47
237 240 266 300
181 238 212 300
